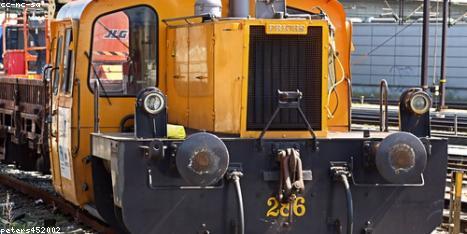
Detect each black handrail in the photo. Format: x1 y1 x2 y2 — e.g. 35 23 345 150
162 13 214 26
380 80 389 132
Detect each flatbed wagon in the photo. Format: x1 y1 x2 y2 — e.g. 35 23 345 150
0 77 49 172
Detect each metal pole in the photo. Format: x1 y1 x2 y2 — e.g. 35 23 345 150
448 172 455 232
94 81 100 133
452 171 463 234
23 8 29 74
421 0 430 91
399 0 405 25
438 0 449 110
230 0 250 17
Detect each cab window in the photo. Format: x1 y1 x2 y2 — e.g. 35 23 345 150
53 36 63 95
5 27 24 50
61 28 74 94
89 6 158 97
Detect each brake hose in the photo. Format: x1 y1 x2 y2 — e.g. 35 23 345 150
331 165 354 234
340 174 354 234
228 171 245 234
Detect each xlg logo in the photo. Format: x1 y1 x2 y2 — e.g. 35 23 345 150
104 30 128 39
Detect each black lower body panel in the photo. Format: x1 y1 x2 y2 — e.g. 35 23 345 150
110 138 447 234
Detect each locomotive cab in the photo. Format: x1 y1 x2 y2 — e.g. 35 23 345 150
47 0 448 233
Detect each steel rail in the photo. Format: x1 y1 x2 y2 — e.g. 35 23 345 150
351 107 467 139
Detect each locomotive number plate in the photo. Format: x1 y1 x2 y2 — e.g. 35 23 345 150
266 197 306 217
265 23 308 35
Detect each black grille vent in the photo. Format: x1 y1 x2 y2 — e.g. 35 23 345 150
247 26 323 131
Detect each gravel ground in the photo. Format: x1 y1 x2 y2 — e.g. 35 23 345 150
0 164 53 192
0 164 95 233
0 185 95 233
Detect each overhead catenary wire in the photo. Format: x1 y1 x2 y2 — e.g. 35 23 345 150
383 0 400 21
352 20 418 66
451 11 467 26
384 0 394 12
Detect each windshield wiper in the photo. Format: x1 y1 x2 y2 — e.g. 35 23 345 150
85 51 112 106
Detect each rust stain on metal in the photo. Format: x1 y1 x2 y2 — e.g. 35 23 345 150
389 143 416 174
191 151 211 172
188 148 218 175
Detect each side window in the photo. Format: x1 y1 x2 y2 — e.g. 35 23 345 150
27 19 47 74
53 36 63 95
89 6 158 97
5 27 24 50
61 28 74 94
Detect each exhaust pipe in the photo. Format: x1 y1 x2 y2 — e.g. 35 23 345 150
230 0 250 18
195 0 222 18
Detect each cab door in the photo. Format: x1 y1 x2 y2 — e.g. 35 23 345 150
49 20 77 200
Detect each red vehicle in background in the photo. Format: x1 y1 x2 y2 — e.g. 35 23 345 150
2 7 50 79
2 8 50 79
0 0 74 77
0 7 50 171
1 2 128 80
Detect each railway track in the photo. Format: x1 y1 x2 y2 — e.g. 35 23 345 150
352 104 467 144
0 171 113 233
352 97 467 111
443 176 467 233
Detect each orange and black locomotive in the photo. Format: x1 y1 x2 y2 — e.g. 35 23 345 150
0 0 448 233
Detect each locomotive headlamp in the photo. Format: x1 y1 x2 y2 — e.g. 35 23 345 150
409 91 431 115
143 92 165 115
135 87 167 138
399 88 431 137
375 132 427 184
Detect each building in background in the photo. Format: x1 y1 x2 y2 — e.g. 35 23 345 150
343 0 467 21
342 0 467 106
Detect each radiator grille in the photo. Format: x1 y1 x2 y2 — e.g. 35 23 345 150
247 26 323 131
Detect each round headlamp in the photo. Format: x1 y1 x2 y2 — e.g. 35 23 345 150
409 91 431 115
143 92 165 115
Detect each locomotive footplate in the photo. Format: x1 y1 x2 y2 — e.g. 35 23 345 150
91 133 448 234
